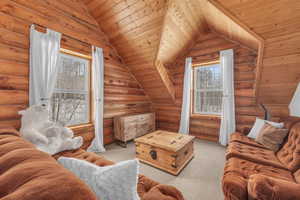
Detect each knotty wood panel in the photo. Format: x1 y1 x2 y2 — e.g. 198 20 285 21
215 0 300 119
84 0 213 104
0 0 151 146
215 0 300 39
157 0 208 65
198 0 260 51
84 0 177 103
155 32 259 142
83 0 262 106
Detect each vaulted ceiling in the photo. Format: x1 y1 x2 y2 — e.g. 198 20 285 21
82 0 175 103
215 0 300 106
81 0 300 108
81 0 274 104
215 0 299 39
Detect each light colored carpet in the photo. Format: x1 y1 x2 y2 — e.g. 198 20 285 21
99 139 226 200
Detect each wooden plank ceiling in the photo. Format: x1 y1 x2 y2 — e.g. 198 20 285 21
214 0 300 111
82 0 173 103
82 0 260 104
157 0 208 65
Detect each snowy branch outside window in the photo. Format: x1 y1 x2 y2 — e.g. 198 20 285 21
193 63 223 115
50 52 90 126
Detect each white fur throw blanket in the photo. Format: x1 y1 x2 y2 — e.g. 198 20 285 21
18 105 83 155
58 157 140 200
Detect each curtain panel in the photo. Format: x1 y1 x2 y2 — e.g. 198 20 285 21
289 82 300 117
219 49 236 146
29 25 61 107
87 46 105 153
179 57 193 134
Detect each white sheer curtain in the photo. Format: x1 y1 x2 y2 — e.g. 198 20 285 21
29 24 61 106
219 49 236 146
87 46 105 153
179 57 192 134
289 82 300 117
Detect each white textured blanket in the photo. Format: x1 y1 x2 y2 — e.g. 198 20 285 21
58 157 140 200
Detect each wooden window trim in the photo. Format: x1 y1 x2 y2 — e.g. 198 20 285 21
58 48 93 129
192 60 220 68
60 48 92 60
190 113 221 119
70 122 93 131
191 60 221 117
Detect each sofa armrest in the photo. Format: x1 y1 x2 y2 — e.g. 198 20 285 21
138 175 184 200
248 174 300 200
142 184 184 200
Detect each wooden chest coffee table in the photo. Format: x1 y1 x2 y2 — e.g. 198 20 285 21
134 130 195 175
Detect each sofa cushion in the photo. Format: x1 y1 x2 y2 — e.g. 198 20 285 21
226 142 286 170
0 127 20 137
54 148 115 166
230 132 266 149
0 132 97 200
277 122 300 172
223 157 294 200
248 118 284 139
255 123 289 152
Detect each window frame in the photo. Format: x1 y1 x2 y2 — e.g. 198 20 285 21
52 48 93 128
191 60 222 116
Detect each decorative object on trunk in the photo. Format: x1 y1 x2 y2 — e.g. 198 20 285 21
19 105 83 155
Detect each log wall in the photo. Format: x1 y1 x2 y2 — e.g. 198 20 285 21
155 32 260 142
0 0 152 147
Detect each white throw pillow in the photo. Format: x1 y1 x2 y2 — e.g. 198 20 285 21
248 118 284 139
58 157 140 200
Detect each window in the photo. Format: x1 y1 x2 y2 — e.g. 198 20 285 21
193 62 223 115
50 52 90 126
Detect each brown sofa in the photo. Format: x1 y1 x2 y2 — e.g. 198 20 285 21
222 117 300 200
0 127 184 200
0 127 97 200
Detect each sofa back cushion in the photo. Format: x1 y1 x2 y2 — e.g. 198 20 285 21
277 122 300 172
0 130 97 200
255 123 289 151
282 117 300 130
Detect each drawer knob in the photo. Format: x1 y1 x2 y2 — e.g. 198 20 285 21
150 150 157 160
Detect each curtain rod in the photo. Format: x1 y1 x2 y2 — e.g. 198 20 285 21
32 23 92 47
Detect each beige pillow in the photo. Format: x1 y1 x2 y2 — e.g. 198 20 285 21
255 123 289 151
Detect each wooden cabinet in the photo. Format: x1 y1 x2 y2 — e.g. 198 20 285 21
114 113 155 146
